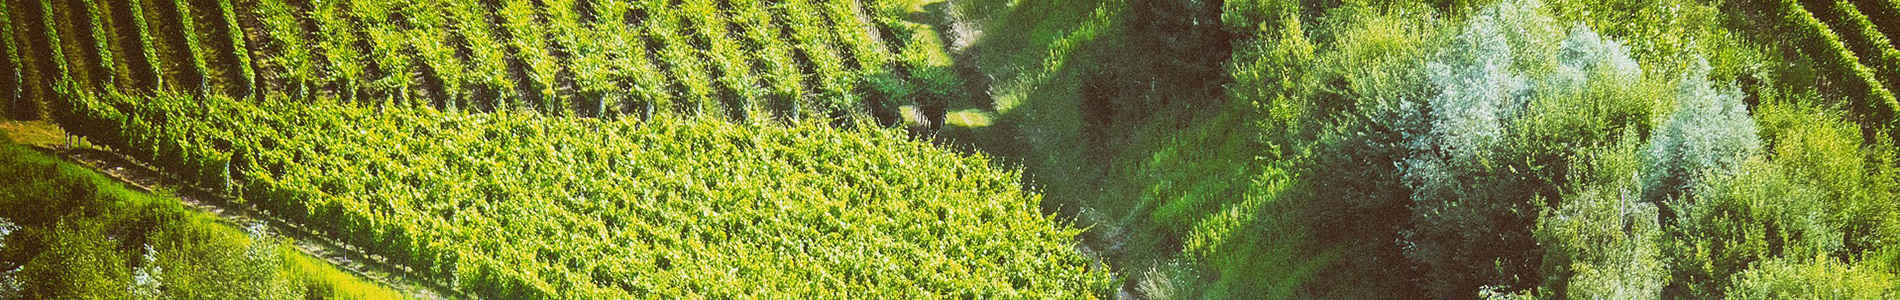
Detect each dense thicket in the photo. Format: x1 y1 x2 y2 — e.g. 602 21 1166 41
961 0 1900 298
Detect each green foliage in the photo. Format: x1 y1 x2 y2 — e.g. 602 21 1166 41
0 0 19 121
0 141 405 300
1751 101 1900 254
148 220 301 300
1529 139 1666 300
1811 0 1900 103
356 0 417 107
1399 3 1664 296
1643 57 1760 207
1666 155 1827 298
16 220 130 300
1662 98 1900 298
1764 0 1900 146
53 89 1116 299
78 0 120 91
1726 256 1897 299
1170 166 1333 300
311 0 362 100
781 0 861 117
253 0 316 99
50 0 962 122
734 0 809 120
1276 3 1441 298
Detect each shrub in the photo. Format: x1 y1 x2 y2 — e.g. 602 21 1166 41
150 220 303 300
1726 256 1897 299
1530 139 1666 300
1642 57 1759 209
1398 1 1575 297
1664 154 1830 299
1397 1 1681 297
1751 100 1900 254
1662 99 1900 298
16 220 130 300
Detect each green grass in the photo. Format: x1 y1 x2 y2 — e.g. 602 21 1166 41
0 139 410 300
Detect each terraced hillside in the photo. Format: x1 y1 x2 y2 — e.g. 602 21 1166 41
5 0 965 125
44 88 1111 298
1 0 1114 299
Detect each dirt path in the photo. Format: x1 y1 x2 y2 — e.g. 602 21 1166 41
41 144 460 300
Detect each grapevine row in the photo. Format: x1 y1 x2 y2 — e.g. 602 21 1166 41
52 87 1116 299
1807 0 1900 105
18 0 69 121
1778 0 1900 145
1 0 20 120
1846 0 1900 47
9 0 969 127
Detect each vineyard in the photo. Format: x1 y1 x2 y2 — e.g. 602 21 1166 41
1760 0 1900 145
11 0 1900 298
0 0 1111 298
3 0 966 124
48 87 1113 299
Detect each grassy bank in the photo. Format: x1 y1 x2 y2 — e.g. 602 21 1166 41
0 135 407 300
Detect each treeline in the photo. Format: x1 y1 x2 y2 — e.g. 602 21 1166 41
3 0 969 125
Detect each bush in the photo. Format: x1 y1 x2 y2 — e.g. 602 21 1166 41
1529 139 1667 300
1400 1 1659 297
1665 156 1831 298
1663 99 1900 298
1751 100 1900 254
1642 57 1759 208
1726 256 1897 299
150 220 303 300
15 220 130 300
1260 3 1439 297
